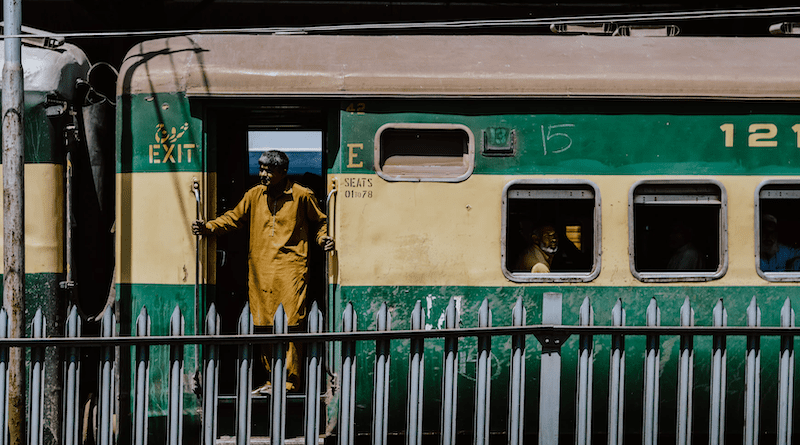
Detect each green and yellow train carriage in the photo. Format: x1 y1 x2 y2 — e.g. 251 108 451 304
0 36 99 329
0 33 117 442
118 33 800 440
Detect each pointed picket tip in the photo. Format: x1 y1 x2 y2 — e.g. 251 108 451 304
479 298 491 328
32 308 45 338
206 302 217 321
747 296 761 327
272 303 288 334
579 297 593 326
275 303 286 321
171 305 183 320
781 298 795 327
680 298 694 327
170 306 185 336
66 304 81 337
342 302 356 332
646 297 660 327
411 300 425 330
136 306 150 336
101 305 115 337
308 301 321 332
375 302 392 331
238 302 253 334
612 299 625 326
205 303 219 335
377 302 388 329
747 296 757 315
712 299 727 326
512 297 526 327
0 308 7 338
0 308 8 338
67 304 79 321
445 297 459 329
307 301 323 333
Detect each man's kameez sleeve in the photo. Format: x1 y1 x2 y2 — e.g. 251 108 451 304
305 193 328 246
205 189 252 235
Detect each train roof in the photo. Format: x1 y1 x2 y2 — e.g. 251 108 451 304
0 43 89 100
119 34 800 100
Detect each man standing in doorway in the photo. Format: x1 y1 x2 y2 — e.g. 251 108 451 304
192 150 333 392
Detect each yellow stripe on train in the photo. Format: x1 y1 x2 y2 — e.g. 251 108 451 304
116 171 217 285
331 174 778 288
0 165 64 274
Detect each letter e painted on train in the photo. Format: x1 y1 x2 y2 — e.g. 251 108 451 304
347 143 364 168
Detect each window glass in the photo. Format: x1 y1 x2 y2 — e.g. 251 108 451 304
757 182 800 279
248 130 322 177
631 181 726 281
375 124 474 182
504 181 600 282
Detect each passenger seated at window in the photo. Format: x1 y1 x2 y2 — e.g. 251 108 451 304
514 222 589 273
667 221 705 270
515 223 557 273
761 214 800 272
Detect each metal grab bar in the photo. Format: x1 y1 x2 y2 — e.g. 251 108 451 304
326 179 337 251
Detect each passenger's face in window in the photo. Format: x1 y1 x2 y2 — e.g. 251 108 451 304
761 220 778 258
540 227 559 253
669 223 691 249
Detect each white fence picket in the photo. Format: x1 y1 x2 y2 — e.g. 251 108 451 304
676 298 695 445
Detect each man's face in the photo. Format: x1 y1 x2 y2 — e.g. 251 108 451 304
539 227 558 254
259 164 287 188
761 222 778 258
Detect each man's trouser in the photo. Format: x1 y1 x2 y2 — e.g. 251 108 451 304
255 325 304 389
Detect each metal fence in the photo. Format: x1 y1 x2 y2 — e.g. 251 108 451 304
0 292 797 445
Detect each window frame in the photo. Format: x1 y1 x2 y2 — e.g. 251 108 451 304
755 179 800 282
628 179 728 283
501 179 602 283
374 123 475 183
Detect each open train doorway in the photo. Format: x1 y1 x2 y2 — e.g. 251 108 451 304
207 105 329 436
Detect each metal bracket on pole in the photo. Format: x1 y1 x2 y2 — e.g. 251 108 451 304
0 22 64 49
533 331 571 354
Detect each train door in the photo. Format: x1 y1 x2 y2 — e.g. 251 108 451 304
206 104 329 436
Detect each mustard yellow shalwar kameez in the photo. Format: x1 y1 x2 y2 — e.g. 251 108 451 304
204 181 327 384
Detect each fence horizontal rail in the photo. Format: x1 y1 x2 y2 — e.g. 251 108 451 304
2 324 800 347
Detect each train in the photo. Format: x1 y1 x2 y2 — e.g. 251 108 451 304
6 25 800 443
0 28 116 444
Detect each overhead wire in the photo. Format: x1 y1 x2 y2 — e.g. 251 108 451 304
2 5 800 39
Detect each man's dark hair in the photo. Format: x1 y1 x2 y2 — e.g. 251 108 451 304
258 150 289 171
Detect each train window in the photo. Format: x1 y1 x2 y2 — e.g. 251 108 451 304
502 180 600 283
630 180 727 282
756 181 800 281
374 123 474 182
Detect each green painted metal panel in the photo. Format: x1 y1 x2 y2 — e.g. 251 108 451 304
333 285 797 436
116 283 204 439
117 93 203 173
0 272 64 334
337 101 800 176
0 92 62 164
